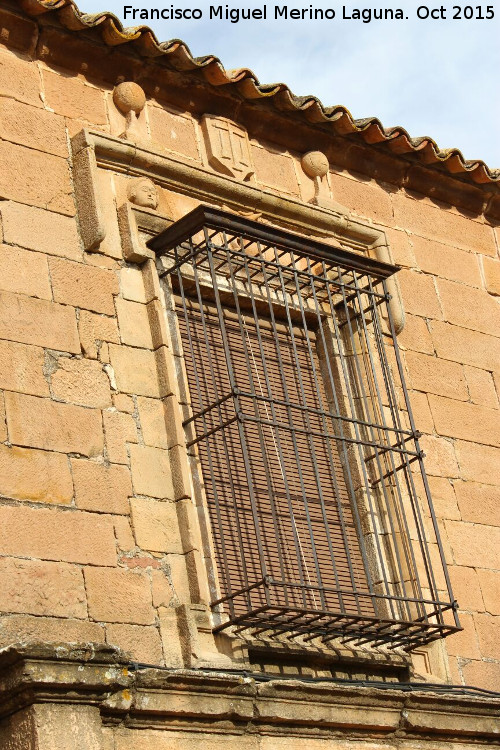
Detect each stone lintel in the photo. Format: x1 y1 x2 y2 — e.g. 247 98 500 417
0 643 499 741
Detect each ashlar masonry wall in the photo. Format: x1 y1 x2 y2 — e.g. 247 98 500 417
0 14 499 696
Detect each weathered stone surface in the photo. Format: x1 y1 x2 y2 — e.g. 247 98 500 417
129 444 174 500
137 397 168 449
130 497 182 554
454 440 499 485
0 504 116 566
412 235 482 287
115 298 154 349
5 392 103 456
120 267 148 303
445 612 481 659
454 481 500 527
252 144 299 195
0 340 48 397
106 623 163 665
449 565 484 613
405 351 467 401
477 569 500 615
474 613 500 660
0 140 73 215
461 659 500 692
49 257 119 315
0 444 72 505
0 96 68 157
85 567 154 624
0 614 104 648
72 459 132 515
437 278 500 337
482 255 500 296
149 106 200 161
464 365 498 409
0 48 41 106
428 395 500 447
113 393 135 414
0 201 82 260
51 357 112 408
42 68 107 124
0 291 80 352
0 393 6 442
0 557 86 617
397 313 434 354
35 704 105 750
330 172 393 224
103 410 137 464
398 270 442 319
430 320 500 372
0 244 52 300
418 434 459 478
109 345 161 398
446 520 500 569
79 310 120 360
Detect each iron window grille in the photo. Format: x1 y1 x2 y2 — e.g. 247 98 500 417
149 205 461 651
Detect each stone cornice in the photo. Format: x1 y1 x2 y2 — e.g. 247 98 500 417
1 644 499 741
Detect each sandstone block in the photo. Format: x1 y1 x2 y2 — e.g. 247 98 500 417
0 201 81 260
49 257 119 315
0 96 67 157
464 365 498 409
252 144 300 195
0 48 41 107
0 614 104 648
35 704 106 750
449 566 484 613
428 394 500 447
51 357 112 408
129 444 174 500
444 613 480 659
384 227 416 268
0 504 117 565
113 517 136 552
437 278 500 337
454 481 500 527
120 267 148 303
430 320 500 372
137 396 169 449
426 475 460 521
0 140 73 215
151 569 174 608
0 393 6 442
474 613 500 659
329 172 394 224
405 351 467 401
113 393 135 413
392 193 496 256
0 339 48 397
130 497 182 554
418 435 459 478
412 235 482 287
0 244 52 299
103 410 137 464
72 459 132 515
85 567 154 624
0 444 72 505
455 440 499 485
398 270 442 319
482 255 500 296
477 570 500 615
5 392 103 456
79 310 120 359
461 659 500 692
445 520 500 569
0 557 86 618
158 607 185 668
115 297 154 349
397 314 434 354
42 68 107 124
110 345 161 398
149 106 200 161
0 291 80 352
106 623 163 664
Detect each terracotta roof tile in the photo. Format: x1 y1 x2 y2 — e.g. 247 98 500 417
19 0 500 185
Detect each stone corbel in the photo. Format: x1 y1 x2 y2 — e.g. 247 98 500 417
118 202 172 263
71 130 107 253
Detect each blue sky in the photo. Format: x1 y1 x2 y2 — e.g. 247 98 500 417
81 0 499 167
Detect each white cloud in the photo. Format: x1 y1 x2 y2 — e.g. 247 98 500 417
71 0 500 165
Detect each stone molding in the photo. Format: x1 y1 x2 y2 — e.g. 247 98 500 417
0 643 499 743
71 129 405 332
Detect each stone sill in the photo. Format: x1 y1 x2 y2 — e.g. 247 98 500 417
0 643 498 740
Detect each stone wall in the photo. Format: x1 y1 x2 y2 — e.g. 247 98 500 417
0 4 499 702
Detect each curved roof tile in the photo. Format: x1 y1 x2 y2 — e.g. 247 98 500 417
19 0 500 185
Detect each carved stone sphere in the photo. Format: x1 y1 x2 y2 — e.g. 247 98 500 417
301 151 329 179
113 82 146 115
127 178 158 210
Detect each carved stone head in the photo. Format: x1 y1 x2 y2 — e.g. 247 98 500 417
127 178 158 210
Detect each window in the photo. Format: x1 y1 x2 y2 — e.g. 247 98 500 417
151 205 461 651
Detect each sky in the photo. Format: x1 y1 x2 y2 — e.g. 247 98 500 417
80 0 500 167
